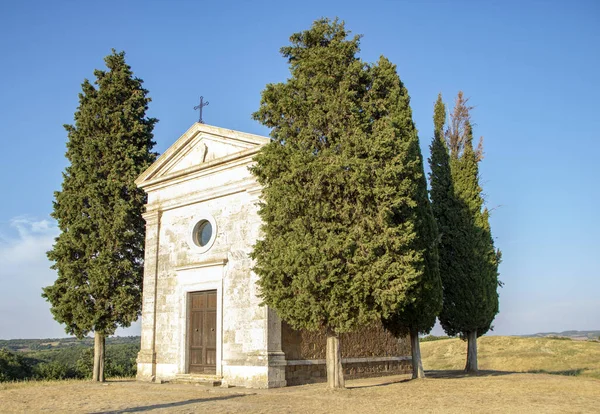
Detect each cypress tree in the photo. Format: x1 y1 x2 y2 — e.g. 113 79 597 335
251 18 434 388
380 86 442 379
429 92 500 373
43 50 157 382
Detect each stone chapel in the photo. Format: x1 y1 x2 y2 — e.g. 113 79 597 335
135 123 411 388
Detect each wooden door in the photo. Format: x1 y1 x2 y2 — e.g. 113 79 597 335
188 290 217 374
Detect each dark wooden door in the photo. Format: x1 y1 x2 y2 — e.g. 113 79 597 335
188 290 217 374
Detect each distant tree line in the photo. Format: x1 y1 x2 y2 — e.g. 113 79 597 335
420 335 452 342
0 336 139 353
0 342 139 382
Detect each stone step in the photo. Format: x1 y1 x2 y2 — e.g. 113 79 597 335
171 374 222 387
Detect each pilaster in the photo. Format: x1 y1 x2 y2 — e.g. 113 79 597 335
137 209 161 381
266 307 287 387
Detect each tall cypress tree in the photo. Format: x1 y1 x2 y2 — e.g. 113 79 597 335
380 83 442 380
429 92 500 373
43 50 157 382
251 19 433 388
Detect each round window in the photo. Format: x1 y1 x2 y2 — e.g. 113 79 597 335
192 220 213 247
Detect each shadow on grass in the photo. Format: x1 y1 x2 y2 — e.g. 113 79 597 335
88 394 246 413
428 369 596 379
347 370 519 389
527 369 585 377
346 368 594 389
347 377 412 389
425 370 518 379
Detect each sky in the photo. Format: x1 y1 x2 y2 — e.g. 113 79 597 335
0 0 598 340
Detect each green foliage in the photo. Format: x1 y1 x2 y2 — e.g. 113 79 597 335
27 346 89 368
379 93 442 337
428 92 500 339
0 349 34 381
34 361 75 380
42 50 157 339
420 335 452 342
251 18 437 336
73 345 137 378
75 348 94 378
0 340 140 382
106 343 138 377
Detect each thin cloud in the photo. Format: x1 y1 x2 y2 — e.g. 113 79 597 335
0 216 58 268
0 216 65 339
0 215 140 339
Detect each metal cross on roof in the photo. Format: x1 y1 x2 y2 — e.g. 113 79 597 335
194 96 209 124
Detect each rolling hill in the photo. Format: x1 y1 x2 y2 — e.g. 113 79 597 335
421 335 600 379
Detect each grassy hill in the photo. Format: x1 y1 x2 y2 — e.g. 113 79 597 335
421 336 600 379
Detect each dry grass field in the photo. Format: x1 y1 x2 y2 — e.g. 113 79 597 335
421 336 600 379
1 372 599 413
1 336 599 413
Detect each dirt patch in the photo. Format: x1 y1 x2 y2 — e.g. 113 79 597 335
1 372 599 413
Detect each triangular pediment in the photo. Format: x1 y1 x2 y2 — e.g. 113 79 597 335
136 123 270 188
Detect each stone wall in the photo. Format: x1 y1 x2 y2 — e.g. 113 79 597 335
281 320 411 385
285 359 411 386
282 320 411 359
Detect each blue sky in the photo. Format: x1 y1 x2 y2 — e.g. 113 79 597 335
0 0 598 339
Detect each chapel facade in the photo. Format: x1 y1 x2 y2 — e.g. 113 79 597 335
135 123 411 388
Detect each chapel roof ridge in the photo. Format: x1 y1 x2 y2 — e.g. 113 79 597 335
190 122 271 146
135 122 269 187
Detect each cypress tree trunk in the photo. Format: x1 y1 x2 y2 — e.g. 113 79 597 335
326 328 345 388
464 330 478 373
93 332 105 382
410 328 425 379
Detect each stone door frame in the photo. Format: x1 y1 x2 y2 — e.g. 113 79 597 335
176 263 225 377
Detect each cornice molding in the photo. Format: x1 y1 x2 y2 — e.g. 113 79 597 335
145 177 260 213
141 149 259 193
176 258 229 271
